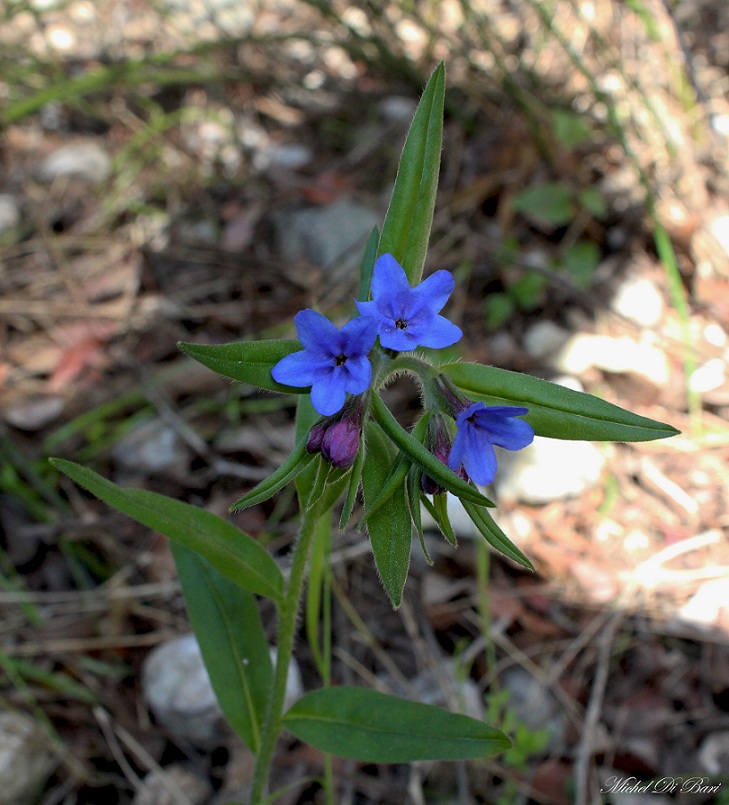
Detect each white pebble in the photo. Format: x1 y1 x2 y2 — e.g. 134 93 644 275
0 711 57 805
142 634 224 745
522 321 571 361
689 358 726 394
38 141 111 183
556 333 669 385
611 275 664 327
495 437 606 505
0 194 20 234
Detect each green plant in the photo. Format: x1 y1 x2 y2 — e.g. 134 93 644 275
52 64 678 802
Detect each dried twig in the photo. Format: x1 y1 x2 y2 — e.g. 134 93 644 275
574 612 623 805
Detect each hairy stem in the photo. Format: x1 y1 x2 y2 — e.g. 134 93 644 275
249 506 321 802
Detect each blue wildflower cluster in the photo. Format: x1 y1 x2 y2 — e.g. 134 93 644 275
272 253 534 488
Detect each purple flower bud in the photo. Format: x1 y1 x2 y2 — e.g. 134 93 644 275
306 421 328 453
433 374 471 419
421 414 464 495
420 472 443 496
321 419 360 469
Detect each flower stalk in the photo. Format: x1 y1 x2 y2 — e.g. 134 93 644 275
249 505 323 802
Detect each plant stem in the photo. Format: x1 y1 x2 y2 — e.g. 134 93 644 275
249 506 321 802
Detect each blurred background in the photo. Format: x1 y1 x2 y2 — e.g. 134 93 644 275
1 0 729 802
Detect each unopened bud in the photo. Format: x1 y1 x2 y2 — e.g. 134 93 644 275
321 419 360 469
421 413 466 494
433 374 471 418
306 422 328 453
421 472 442 496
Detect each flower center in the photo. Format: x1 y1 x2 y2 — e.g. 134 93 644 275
395 317 408 330
335 353 348 366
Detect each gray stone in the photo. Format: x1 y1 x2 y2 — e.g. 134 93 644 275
0 194 20 235
555 333 669 385
142 634 224 746
522 321 571 361
37 141 111 183
378 95 417 123
500 666 565 753
411 662 484 722
712 114 729 136
698 731 729 775
142 635 302 746
273 197 379 278
112 419 192 477
689 358 726 394
2 395 65 431
495 436 606 504
611 275 664 327
133 764 212 805
708 213 729 260
264 142 312 171
0 711 57 805
380 660 484 722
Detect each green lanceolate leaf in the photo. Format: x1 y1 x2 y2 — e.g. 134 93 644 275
358 451 410 530
283 686 511 763
441 363 680 442
315 471 350 514
339 437 366 530
406 467 432 565
51 459 284 605
422 492 457 546
358 226 380 301
378 62 445 286
171 543 272 752
358 414 427 528
230 436 316 511
361 421 412 609
304 458 338 513
461 501 535 571
370 396 495 508
178 339 303 394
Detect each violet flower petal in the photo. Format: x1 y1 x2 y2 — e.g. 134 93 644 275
355 253 462 351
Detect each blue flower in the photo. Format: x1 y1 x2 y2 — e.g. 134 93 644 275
271 309 377 416
448 402 534 486
355 253 462 352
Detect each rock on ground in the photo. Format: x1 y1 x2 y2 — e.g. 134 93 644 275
142 634 303 747
495 436 606 505
0 710 57 805
0 194 20 235
142 633 225 746
37 141 112 183
133 764 213 805
272 196 379 279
